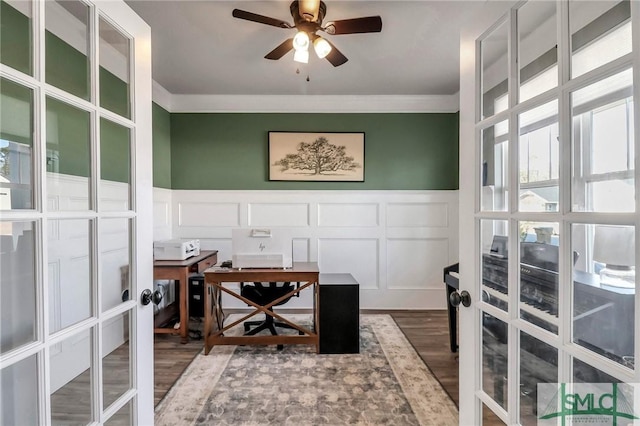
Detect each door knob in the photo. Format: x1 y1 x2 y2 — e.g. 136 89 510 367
449 290 471 307
140 289 153 305
141 289 163 305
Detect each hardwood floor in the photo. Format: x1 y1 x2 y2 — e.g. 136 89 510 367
153 311 460 407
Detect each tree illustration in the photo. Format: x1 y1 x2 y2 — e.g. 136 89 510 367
274 137 361 175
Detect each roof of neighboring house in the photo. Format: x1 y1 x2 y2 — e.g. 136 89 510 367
523 186 559 203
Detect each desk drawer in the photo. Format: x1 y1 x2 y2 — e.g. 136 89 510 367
192 254 217 273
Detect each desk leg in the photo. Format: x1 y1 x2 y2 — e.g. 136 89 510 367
314 281 320 354
446 284 458 353
204 281 211 355
179 269 190 344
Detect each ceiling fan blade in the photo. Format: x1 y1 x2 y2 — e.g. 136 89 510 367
265 38 294 60
324 40 348 67
232 9 292 29
324 16 382 35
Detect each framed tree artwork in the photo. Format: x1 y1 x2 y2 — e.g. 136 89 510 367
269 132 365 181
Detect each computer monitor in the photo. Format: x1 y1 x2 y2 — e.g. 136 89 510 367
231 228 293 268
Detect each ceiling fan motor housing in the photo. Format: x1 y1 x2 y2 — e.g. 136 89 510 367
290 1 326 26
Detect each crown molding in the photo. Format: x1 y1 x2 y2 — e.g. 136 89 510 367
152 80 173 111
151 81 460 113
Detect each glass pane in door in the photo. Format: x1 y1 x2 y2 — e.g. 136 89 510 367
483 312 508 410
0 354 39 424
45 0 91 100
570 0 631 79
519 332 557 426
100 218 131 312
481 121 509 212
519 221 559 334
572 223 635 368
104 400 132 426
46 97 91 211
48 219 92 334
102 311 131 409
481 219 508 312
99 16 131 119
481 20 509 119
100 119 131 211
517 1 557 103
571 68 634 213
518 101 559 213
0 0 32 75
0 220 36 354
50 328 94 424
0 78 34 210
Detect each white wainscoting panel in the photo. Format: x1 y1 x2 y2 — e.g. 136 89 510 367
249 203 309 227
179 202 240 227
386 238 450 290
165 190 459 310
318 238 379 289
387 202 449 228
318 203 379 227
153 188 172 242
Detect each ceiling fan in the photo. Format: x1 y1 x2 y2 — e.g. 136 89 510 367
232 0 382 67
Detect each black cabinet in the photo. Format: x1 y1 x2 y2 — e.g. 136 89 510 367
319 273 360 354
188 274 205 317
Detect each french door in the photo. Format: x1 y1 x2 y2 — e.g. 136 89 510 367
459 0 639 424
0 0 154 424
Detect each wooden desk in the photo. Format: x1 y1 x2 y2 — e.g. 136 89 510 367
153 250 218 343
203 262 319 355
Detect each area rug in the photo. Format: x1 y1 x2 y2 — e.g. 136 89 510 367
155 314 458 425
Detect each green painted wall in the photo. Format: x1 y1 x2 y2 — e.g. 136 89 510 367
170 113 459 190
153 103 172 189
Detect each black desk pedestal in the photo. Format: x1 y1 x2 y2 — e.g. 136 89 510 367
319 273 360 354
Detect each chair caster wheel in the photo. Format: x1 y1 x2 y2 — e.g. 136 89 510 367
244 324 250 332
277 344 284 350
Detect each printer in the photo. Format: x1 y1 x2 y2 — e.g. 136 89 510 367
153 239 200 260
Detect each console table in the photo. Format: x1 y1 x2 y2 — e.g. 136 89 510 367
153 250 218 343
203 262 319 355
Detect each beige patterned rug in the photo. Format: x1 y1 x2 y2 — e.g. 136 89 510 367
155 314 458 425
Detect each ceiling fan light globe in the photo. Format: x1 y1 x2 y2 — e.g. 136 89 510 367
293 31 310 51
313 37 332 59
294 49 309 64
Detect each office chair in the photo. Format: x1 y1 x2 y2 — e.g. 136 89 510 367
240 281 301 350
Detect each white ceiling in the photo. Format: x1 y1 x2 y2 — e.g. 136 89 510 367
125 1 481 97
